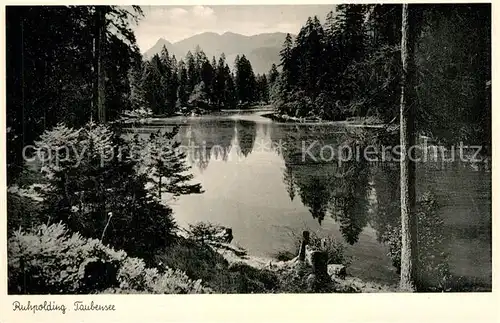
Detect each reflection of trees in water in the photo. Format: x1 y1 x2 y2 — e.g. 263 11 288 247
275 125 445 250
175 119 259 171
282 166 296 201
301 178 331 225
276 125 375 244
293 168 332 224
369 163 401 242
235 120 257 157
179 121 236 171
271 124 421 246
274 126 491 289
328 157 371 245
180 125 209 172
282 158 372 244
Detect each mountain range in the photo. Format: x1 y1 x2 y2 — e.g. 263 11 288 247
143 32 290 74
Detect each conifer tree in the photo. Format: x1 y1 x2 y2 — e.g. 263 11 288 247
279 33 295 90
268 63 280 85
224 64 237 108
177 60 189 109
235 55 257 106
214 55 227 108
142 128 203 200
186 51 197 93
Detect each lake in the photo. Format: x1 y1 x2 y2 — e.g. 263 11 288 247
129 110 491 289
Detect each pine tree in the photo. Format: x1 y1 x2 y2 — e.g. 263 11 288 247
257 74 269 103
186 51 197 93
335 4 367 64
189 81 209 110
224 64 237 108
166 67 179 115
235 55 257 106
160 46 171 78
142 128 203 200
294 16 325 100
142 54 165 115
210 56 218 105
93 6 106 123
176 60 189 109
200 58 215 106
347 4 402 121
155 46 180 115
129 61 147 110
32 121 182 259
194 45 206 70
322 10 343 101
279 33 295 90
214 54 227 108
268 63 279 85
332 5 368 108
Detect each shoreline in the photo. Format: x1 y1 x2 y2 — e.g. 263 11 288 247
204 240 398 293
118 109 388 129
259 112 387 128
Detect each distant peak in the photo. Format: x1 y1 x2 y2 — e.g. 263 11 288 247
155 38 171 45
199 31 219 36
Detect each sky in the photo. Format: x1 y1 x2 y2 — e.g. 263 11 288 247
130 5 335 53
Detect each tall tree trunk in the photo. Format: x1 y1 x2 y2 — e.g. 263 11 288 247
399 3 418 292
158 175 162 200
93 6 106 123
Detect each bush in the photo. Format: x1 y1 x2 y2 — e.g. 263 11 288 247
7 191 45 235
186 222 232 244
381 191 452 291
8 223 126 294
278 230 351 266
8 223 211 294
111 257 211 294
274 261 341 293
309 234 351 266
33 122 178 260
14 167 48 188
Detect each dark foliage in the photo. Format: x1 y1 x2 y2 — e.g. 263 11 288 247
8 223 211 294
6 6 143 183
273 4 490 147
34 123 178 261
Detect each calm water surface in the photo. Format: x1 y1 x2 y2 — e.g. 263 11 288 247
131 111 491 287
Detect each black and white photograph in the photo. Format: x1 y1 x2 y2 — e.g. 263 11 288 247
4 2 492 301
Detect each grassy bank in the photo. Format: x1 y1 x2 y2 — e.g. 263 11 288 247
155 233 397 293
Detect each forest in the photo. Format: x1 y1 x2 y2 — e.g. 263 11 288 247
135 48 271 115
272 4 490 149
133 4 490 149
5 4 491 294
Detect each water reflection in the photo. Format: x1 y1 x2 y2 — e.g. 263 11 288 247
131 114 491 287
236 120 257 157
179 118 490 249
370 163 401 242
178 119 258 171
271 125 374 244
278 123 378 245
